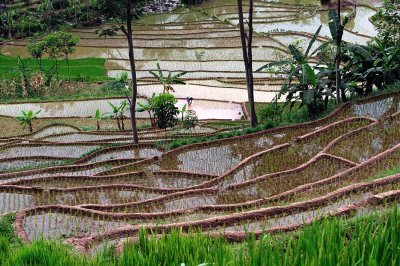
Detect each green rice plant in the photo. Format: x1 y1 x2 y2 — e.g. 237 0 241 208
0 54 108 82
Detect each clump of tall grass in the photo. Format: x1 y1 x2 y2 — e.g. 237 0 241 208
118 207 399 266
0 207 398 265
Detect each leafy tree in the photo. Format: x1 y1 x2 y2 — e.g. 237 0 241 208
27 41 46 70
372 0 400 47
57 32 79 81
1 0 13 39
152 93 179 129
329 5 346 104
341 39 400 96
39 0 55 32
42 32 79 81
43 32 63 78
237 0 258 127
149 63 187 93
96 0 143 143
16 110 41 133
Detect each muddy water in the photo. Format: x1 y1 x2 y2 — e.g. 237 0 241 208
0 192 35 214
218 119 371 187
0 98 146 118
0 158 65 171
0 98 244 120
218 155 352 204
31 125 80 139
41 133 132 143
0 0 381 88
87 148 163 163
23 212 125 241
328 116 400 163
159 124 315 175
13 172 214 189
0 145 100 159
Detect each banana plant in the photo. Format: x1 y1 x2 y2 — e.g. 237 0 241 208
107 101 128 130
257 26 331 115
16 110 41 133
340 38 400 96
91 109 107 130
149 63 187 94
136 93 156 127
10 57 32 92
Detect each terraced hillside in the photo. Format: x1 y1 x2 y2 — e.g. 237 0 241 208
0 0 381 94
0 91 398 254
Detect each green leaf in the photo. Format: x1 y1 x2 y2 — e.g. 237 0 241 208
305 25 322 58
303 90 315 105
256 60 292 72
344 44 372 59
328 9 344 45
301 63 317 86
289 45 304 63
156 62 164 80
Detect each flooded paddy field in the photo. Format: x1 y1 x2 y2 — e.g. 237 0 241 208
0 0 381 91
2 0 399 257
0 92 397 250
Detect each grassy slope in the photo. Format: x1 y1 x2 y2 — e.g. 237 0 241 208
0 207 398 265
0 54 109 82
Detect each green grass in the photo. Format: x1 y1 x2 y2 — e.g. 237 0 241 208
0 54 110 82
0 206 398 265
372 164 400 180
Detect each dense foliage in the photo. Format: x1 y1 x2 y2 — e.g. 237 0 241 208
152 93 179 129
0 0 166 40
372 0 400 47
258 3 400 118
0 207 398 265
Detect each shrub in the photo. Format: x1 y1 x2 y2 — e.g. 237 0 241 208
152 93 179 129
100 73 128 93
182 110 199 130
259 103 281 123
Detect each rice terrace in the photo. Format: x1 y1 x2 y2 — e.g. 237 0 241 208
0 0 399 265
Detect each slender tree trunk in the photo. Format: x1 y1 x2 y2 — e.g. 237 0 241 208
39 57 43 71
96 120 100 130
125 0 139 143
237 0 258 127
335 0 341 104
66 55 71 82
28 122 33 133
55 58 59 79
116 116 121 130
121 115 125 130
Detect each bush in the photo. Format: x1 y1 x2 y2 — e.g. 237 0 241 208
259 103 281 123
100 72 128 93
182 110 199 130
152 93 179 129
